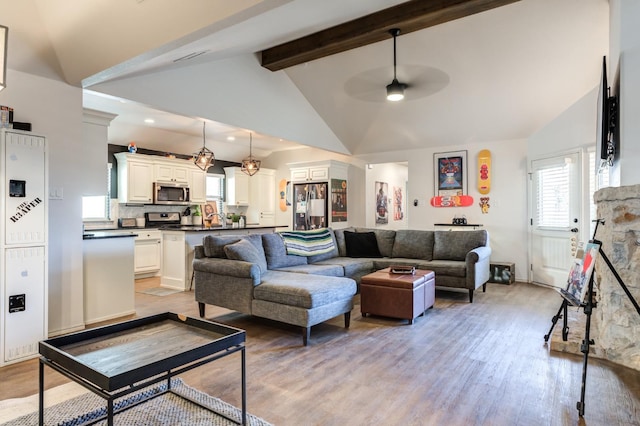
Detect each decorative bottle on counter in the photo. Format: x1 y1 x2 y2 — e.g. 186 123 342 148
239 216 245 228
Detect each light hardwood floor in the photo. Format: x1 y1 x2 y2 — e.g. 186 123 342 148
1 279 639 425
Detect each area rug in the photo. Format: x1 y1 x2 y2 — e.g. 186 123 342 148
1 378 272 426
136 286 182 297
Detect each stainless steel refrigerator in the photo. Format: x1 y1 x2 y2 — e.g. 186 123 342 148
293 182 328 230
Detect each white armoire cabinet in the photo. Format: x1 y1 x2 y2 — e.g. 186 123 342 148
0 129 48 366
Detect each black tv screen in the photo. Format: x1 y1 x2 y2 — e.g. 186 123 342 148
596 56 617 169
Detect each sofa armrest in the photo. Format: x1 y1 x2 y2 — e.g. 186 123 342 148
193 257 262 285
466 246 492 290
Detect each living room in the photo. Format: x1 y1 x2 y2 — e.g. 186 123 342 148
1 0 640 424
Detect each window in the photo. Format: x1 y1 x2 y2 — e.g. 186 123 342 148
206 174 225 215
82 164 111 220
534 160 573 228
82 196 109 219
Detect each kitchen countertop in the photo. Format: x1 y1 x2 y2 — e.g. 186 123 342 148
83 232 138 240
158 225 288 232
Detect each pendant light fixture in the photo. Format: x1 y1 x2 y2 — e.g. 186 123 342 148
386 28 407 102
194 121 215 171
241 132 261 176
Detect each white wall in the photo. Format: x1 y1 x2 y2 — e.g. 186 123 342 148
2 69 85 336
609 0 640 187
401 140 529 281
365 163 408 229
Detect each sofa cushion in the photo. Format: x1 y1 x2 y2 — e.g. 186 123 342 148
223 239 268 273
314 257 375 278
255 271 356 309
272 263 344 277
392 230 434 261
356 228 396 257
433 230 487 261
344 231 382 258
422 259 467 278
333 227 356 257
262 233 307 269
203 234 265 259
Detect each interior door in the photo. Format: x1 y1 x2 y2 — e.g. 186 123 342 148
529 152 581 287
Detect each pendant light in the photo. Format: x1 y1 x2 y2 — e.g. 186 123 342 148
241 132 261 176
386 28 407 102
194 121 215 171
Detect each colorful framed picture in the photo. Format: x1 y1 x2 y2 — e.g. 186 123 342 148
331 179 347 222
434 150 467 197
375 181 389 224
561 242 600 306
393 186 404 221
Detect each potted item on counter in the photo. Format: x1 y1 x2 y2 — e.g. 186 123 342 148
192 205 203 226
231 214 240 228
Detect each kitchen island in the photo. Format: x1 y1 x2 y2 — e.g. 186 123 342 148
159 225 286 291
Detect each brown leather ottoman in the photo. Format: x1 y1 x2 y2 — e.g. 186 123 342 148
360 268 435 324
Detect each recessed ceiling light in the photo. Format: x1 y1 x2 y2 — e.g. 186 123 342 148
227 136 235 141
144 118 155 124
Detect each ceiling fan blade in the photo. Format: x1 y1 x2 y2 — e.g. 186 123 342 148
344 65 449 103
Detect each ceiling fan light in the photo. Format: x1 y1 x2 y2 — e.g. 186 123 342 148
386 79 406 101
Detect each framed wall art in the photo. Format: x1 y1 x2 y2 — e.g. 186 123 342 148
375 181 389 224
434 150 467 197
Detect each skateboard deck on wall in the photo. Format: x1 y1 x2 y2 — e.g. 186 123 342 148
279 179 288 212
478 149 491 194
430 195 474 207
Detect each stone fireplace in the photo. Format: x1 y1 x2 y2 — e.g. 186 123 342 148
550 184 640 370
591 184 640 371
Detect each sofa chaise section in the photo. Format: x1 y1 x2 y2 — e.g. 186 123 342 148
193 234 357 346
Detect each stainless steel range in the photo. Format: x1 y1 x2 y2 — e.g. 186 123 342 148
144 212 181 228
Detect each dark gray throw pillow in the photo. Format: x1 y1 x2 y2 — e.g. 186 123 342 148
344 231 382 258
223 239 268 273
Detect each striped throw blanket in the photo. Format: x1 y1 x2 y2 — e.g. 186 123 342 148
280 229 335 257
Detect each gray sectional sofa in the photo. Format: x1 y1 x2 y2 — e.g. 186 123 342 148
193 228 491 345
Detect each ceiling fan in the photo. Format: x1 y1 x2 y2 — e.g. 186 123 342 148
343 28 450 103
386 28 407 101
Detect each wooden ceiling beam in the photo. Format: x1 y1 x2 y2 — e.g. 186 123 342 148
260 0 520 71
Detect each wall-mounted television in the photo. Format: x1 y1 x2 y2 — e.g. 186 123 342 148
595 56 618 171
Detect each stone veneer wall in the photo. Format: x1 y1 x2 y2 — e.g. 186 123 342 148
593 184 640 371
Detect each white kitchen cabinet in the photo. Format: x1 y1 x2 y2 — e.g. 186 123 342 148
134 230 162 276
115 153 154 204
224 167 250 206
247 168 275 226
189 167 207 204
290 165 329 182
154 162 189 183
161 231 187 291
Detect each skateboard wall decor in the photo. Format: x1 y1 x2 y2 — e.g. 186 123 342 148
279 179 288 212
430 195 474 208
477 149 491 194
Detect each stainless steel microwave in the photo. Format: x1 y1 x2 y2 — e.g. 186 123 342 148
153 182 190 205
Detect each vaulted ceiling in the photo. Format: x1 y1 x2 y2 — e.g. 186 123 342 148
3 0 609 161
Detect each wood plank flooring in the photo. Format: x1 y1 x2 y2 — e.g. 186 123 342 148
2 279 639 425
